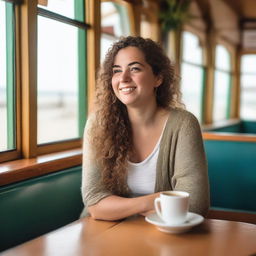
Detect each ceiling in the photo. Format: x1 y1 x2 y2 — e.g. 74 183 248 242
195 0 256 22
221 0 256 20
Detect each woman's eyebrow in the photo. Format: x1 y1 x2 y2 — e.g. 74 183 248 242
112 64 121 68
112 62 144 68
128 61 144 67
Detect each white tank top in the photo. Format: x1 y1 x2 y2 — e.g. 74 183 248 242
127 124 166 197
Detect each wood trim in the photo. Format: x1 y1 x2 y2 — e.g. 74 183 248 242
207 209 256 224
0 151 21 163
0 148 82 186
15 4 22 158
233 45 240 118
124 0 136 36
129 0 141 36
0 5 22 164
203 132 256 142
86 0 101 113
20 0 37 158
37 139 82 155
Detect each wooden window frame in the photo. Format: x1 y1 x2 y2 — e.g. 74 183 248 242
0 0 101 186
212 44 233 122
180 30 206 123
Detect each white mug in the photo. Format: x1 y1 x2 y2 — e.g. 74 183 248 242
154 191 189 225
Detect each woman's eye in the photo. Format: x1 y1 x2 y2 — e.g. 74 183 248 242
113 69 121 74
130 67 140 72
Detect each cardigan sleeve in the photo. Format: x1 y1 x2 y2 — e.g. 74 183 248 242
81 116 112 215
171 112 210 216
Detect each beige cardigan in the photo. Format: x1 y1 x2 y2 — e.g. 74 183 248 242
80 108 210 217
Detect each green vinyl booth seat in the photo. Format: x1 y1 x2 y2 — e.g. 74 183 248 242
0 166 83 252
204 139 256 213
1 140 256 252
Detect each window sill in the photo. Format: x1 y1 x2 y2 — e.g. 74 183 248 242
0 148 82 186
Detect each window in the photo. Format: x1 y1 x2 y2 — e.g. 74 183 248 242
101 1 131 61
0 1 16 153
37 0 87 145
0 0 90 163
212 45 231 122
240 54 256 120
181 31 205 121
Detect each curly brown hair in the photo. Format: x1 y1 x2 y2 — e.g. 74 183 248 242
88 36 182 195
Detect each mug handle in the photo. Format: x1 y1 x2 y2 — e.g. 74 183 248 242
154 197 163 220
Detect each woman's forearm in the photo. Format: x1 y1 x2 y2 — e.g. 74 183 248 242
88 193 159 221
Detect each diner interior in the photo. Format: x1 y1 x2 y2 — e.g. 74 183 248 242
0 0 255 254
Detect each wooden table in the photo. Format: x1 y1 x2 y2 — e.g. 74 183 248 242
1 216 256 256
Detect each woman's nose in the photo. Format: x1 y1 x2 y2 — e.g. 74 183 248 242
120 69 131 82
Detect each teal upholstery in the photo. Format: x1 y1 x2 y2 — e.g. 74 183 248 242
208 120 256 134
0 166 83 252
1 141 256 251
209 123 241 133
241 120 256 134
204 140 256 213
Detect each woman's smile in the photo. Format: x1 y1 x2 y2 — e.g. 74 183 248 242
119 86 136 93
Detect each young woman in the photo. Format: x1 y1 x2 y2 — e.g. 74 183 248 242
81 36 209 221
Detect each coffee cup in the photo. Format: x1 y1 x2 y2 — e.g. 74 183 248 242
154 191 189 225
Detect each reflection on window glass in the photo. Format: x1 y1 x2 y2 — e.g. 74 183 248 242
37 16 79 144
240 55 256 120
0 2 15 152
101 2 130 61
213 45 231 122
181 31 204 121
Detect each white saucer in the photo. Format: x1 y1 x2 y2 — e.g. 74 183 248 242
145 212 204 234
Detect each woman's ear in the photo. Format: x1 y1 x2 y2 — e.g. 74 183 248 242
155 75 163 88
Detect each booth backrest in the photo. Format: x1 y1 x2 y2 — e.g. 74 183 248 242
208 120 256 134
0 166 83 252
241 120 256 134
1 141 256 252
204 139 256 213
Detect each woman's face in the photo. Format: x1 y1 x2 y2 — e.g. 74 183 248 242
111 46 162 108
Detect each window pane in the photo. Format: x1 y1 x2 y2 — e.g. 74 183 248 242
182 31 203 65
215 45 231 71
37 16 81 144
240 58 256 120
213 71 230 122
241 54 256 74
181 63 204 121
101 2 131 61
38 0 84 22
240 54 256 121
0 2 15 152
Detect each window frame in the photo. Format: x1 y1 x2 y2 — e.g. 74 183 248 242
0 0 21 162
0 0 94 163
180 29 207 123
36 4 88 151
212 41 235 123
100 0 135 62
212 43 233 123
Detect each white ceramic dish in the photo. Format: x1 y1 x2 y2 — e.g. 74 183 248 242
145 212 204 234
